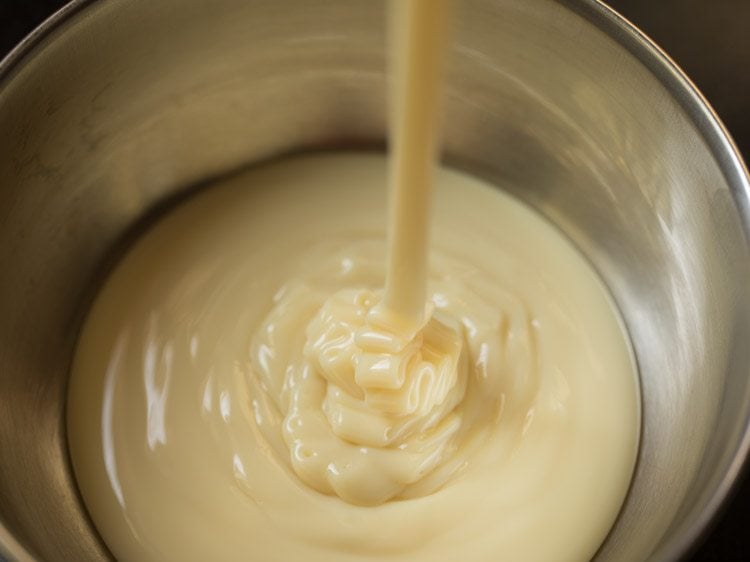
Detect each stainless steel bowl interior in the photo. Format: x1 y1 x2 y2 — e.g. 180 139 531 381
1 0 749 560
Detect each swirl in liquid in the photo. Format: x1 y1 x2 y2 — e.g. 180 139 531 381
252 251 538 505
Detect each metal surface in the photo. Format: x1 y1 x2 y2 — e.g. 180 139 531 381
0 0 749 561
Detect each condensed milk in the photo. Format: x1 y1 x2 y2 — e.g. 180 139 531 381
67 2 640 560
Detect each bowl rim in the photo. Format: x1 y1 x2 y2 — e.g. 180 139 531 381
0 1 748 561
561 2 750 560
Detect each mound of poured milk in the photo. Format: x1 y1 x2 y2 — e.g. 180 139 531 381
67 153 640 562
264 286 470 505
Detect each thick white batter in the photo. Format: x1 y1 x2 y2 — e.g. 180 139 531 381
67 153 640 562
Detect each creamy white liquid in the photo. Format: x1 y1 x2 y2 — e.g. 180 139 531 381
69 2 639 559
68 153 640 562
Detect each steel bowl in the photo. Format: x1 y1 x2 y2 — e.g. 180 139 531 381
1 0 749 560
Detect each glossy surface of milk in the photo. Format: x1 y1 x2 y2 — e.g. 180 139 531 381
68 153 640 562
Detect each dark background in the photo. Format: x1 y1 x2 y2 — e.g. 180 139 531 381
1 0 748 560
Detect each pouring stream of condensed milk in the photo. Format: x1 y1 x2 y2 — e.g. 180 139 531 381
66 1 641 560
288 0 458 505
377 0 448 333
